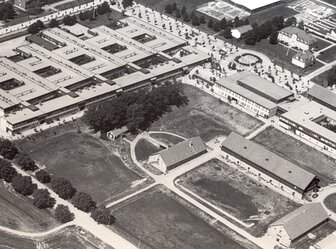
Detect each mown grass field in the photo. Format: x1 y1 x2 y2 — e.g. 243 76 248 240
150 85 263 142
178 159 300 237
0 180 59 232
149 132 185 145
111 187 247 249
252 127 336 186
134 139 161 161
23 132 141 202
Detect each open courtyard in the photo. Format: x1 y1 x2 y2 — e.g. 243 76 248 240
178 159 300 237
150 85 263 141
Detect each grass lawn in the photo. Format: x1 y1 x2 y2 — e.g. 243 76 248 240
249 4 298 24
23 132 141 203
178 159 300 237
317 46 336 63
0 180 59 233
54 0 88 10
111 187 247 249
238 39 324 76
311 68 331 87
149 132 185 145
0 226 114 249
313 38 332 52
135 0 210 13
134 139 161 161
324 193 336 213
252 127 336 186
150 85 263 142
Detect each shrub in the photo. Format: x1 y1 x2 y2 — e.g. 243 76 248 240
55 204 74 223
33 189 56 209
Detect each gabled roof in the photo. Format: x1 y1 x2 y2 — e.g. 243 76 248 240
307 84 336 110
232 25 253 34
293 51 315 62
108 126 128 137
159 137 206 168
271 203 328 240
221 132 317 191
280 27 317 45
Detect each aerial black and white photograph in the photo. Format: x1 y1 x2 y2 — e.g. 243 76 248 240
0 0 335 248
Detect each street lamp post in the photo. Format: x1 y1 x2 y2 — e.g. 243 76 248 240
137 236 142 248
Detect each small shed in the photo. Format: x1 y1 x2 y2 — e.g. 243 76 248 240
107 126 128 140
231 25 253 39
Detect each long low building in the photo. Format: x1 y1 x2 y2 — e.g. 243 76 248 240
307 84 336 112
0 18 210 135
221 132 319 199
227 0 283 13
213 71 293 118
279 101 336 152
149 137 207 172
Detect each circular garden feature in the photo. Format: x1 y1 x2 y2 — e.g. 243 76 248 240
234 53 262 66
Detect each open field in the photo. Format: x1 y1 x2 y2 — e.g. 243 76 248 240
136 0 210 13
149 132 185 145
150 85 263 141
0 226 114 249
249 4 298 24
237 39 325 76
317 46 336 63
314 38 332 52
110 186 248 249
22 132 141 202
0 180 59 233
252 127 336 186
178 159 300 237
324 193 336 213
134 139 161 161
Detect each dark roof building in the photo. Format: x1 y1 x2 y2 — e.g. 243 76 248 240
221 132 318 194
270 203 328 241
279 27 318 45
307 84 336 111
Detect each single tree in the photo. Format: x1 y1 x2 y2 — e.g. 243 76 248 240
122 0 133 9
165 4 172 14
207 18 213 28
220 17 227 30
33 189 56 209
35 169 51 183
51 177 76 199
191 15 199 26
182 12 190 22
16 152 37 171
11 174 37 196
0 162 16 182
49 18 59 28
199 15 206 24
245 29 257 45
284 16 297 27
181 5 186 16
91 207 115 225
171 2 177 11
269 31 278 44
0 139 18 160
55 204 75 223
297 20 305 30
213 21 221 32
223 27 232 39
175 8 181 18
72 192 96 212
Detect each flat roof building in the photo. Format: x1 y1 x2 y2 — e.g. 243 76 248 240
228 0 282 13
221 132 319 198
279 101 336 152
307 84 336 112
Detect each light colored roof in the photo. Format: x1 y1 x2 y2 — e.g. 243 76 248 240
158 137 206 168
221 132 317 190
307 84 336 110
230 0 281 10
216 77 277 110
271 203 328 240
293 51 315 62
232 25 253 34
236 72 293 102
280 27 318 45
281 101 336 143
108 126 128 137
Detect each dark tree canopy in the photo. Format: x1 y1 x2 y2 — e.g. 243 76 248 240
63 15 77 26
223 27 232 39
72 192 96 212
11 174 37 196
16 152 37 171
122 0 133 9
0 139 18 160
49 18 59 28
51 177 76 199
35 169 51 183
165 4 172 14
0 158 16 182
191 15 199 26
33 189 56 209
284 16 297 27
83 82 188 133
269 31 279 45
328 66 336 87
207 19 213 28
0 3 15 21
55 204 74 223
175 8 181 18
91 207 115 225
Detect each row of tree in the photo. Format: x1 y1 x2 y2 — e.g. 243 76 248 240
83 82 188 133
164 3 206 27
0 2 15 22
